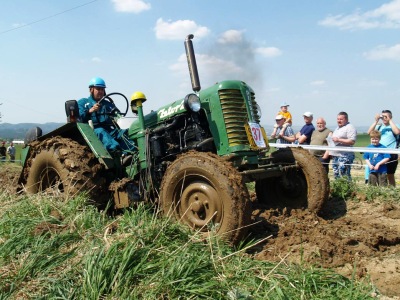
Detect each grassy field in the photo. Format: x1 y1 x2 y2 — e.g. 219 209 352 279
353 134 370 166
0 190 377 299
0 139 395 299
354 133 370 147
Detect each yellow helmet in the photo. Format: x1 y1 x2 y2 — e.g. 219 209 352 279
131 91 147 114
131 91 147 102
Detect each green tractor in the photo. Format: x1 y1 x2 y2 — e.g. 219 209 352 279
17 35 329 244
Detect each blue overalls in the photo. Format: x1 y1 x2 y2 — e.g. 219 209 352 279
77 95 134 153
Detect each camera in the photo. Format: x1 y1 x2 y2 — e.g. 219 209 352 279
379 114 383 119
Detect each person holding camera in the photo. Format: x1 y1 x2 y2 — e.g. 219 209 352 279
366 110 400 187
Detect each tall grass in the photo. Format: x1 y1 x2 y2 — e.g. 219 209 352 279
331 177 400 203
0 190 377 299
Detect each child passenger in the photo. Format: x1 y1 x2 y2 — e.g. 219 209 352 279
363 130 391 186
277 102 292 126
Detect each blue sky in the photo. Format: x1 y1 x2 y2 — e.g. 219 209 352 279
0 0 399 129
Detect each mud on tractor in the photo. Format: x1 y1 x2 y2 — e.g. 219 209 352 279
17 35 329 244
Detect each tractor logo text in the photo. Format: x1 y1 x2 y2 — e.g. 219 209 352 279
158 101 185 119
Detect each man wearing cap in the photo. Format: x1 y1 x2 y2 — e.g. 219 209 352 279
295 112 315 145
277 102 292 125
78 77 135 158
271 115 296 144
0 141 6 161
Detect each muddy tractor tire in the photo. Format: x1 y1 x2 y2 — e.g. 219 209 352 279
160 151 252 244
255 147 329 213
21 137 109 207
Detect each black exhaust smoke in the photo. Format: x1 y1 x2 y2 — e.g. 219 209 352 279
184 34 201 92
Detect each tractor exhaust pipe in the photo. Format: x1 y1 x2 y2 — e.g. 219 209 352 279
184 34 201 92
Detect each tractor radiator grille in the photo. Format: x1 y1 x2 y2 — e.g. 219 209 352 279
219 89 258 147
251 97 261 123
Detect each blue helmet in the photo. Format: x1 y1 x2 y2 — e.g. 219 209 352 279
88 77 106 88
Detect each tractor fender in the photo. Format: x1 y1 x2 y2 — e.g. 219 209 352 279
22 122 115 170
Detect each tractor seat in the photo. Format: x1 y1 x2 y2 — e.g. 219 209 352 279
65 100 80 123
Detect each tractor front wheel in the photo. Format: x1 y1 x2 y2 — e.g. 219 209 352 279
160 151 251 244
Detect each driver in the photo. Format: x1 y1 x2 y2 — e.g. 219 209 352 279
77 77 134 155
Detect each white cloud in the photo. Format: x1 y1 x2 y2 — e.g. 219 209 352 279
357 79 388 87
111 0 151 13
319 0 400 30
170 53 241 75
218 30 281 58
197 53 243 76
311 90 321 95
169 53 243 93
363 44 400 61
254 47 282 58
12 23 25 28
310 80 326 86
266 87 281 93
218 30 244 44
154 18 210 40
91 57 102 63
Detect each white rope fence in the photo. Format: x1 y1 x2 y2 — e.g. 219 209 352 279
268 143 400 168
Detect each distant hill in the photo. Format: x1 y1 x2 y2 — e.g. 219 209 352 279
0 123 64 140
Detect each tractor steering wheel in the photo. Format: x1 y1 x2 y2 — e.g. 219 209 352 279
98 92 129 117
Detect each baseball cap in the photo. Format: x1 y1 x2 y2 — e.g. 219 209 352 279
280 102 289 107
303 111 313 117
275 115 285 120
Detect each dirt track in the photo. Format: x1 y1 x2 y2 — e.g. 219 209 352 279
251 197 400 298
1 164 399 298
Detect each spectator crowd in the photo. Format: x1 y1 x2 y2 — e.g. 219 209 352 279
270 102 400 187
0 141 16 162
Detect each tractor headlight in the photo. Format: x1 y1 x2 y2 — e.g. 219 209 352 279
184 93 201 112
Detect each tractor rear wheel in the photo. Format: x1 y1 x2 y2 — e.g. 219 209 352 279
255 147 329 213
23 137 109 207
160 151 251 245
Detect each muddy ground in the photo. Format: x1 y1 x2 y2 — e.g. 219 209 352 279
1 164 399 298
251 197 400 298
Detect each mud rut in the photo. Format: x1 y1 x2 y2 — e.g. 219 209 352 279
251 196 400 298
2 162 400 297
